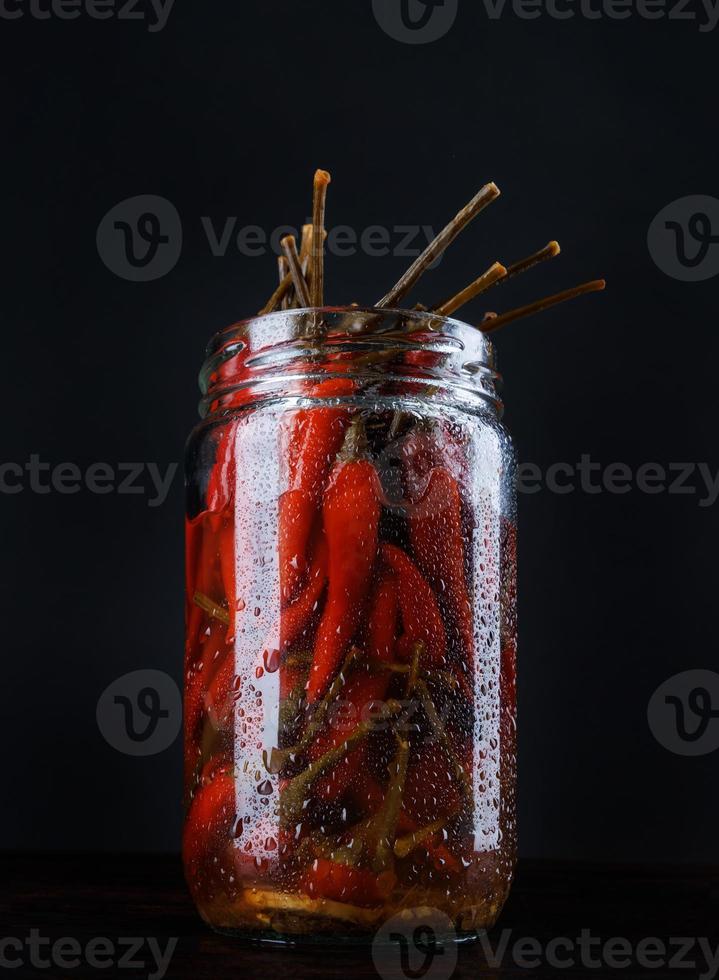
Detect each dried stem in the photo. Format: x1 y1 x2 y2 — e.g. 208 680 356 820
258 270 293 316
299 223 314 264
280 699 401 827
280 234 311 307
375 182 500 309
432 261 507 317
266 646 363 774
502 240 560 284
481 278 606 334
394 815 452 859
279 256 293 310
193 591 230 626
365 735 410 872
310 169 331 307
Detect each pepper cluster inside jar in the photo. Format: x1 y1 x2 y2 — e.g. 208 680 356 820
183 368 517 936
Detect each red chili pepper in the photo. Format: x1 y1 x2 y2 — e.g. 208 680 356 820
310 572 399 801
408 467 474 668
300 858 395 907
205 652 240 731
278 377 354 603
206 420 239 514
401 422 467 503
379 543 447 668
182 766 236 876
306 428 381 702
185 619 230 738
279 531 328 652
278 531 329 704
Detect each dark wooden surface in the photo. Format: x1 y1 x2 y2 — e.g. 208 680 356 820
2 855 718 978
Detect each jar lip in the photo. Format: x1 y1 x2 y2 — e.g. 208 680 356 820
206 305 496 369
199 306 502 419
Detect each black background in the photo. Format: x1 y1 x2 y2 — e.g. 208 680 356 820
1 0 716 865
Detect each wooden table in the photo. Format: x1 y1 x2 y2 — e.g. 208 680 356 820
3 855 717 978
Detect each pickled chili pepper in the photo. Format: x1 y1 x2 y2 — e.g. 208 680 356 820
279 531 328 652
310 572 400 802
278 376 354 602
183 766 236 876
185 510 224 646
306 421 382 702
185 617 229 740
206 417 240 514
409 467 474 666
379 542 447 669
300 859 395 907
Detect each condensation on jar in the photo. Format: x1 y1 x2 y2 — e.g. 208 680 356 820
182 307 517 944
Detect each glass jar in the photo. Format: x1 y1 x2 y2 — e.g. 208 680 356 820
183 308 517 944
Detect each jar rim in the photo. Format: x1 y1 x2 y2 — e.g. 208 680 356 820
206 306 496 367
199 306 502 419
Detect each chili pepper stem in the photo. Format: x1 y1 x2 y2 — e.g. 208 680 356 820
192 591 230 626
376 182 500 309
310 169 331 309
432 261 507 317
267 645 364 774
280 699 402 827
481 278 606 333
281 234 311 308
394 814 454 859
258 269 293 315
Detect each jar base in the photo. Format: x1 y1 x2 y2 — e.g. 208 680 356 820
199 887 505 946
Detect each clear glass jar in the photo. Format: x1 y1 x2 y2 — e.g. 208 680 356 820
183 308 517 944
